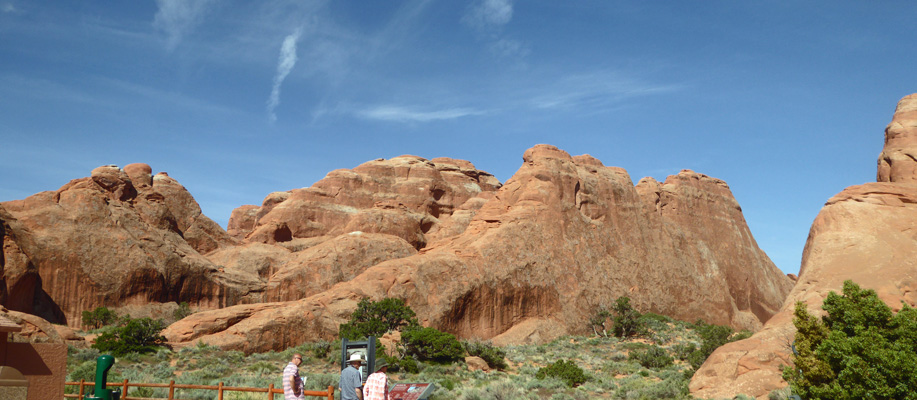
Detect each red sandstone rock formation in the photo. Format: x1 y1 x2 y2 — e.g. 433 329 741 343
162 145 792 353
690 94 917 399
0 164 237 326
227 155 502 249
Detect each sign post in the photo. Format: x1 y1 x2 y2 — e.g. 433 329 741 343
340 337 376 384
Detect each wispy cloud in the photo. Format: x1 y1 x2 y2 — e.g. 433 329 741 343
267 27 303 123
2 2 16 13
462 0 527 60
358 105 485 122
462 0 513 31
153 0 214 50
530 71 683 111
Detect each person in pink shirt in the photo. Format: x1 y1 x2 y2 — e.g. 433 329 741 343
283 353 306 400
362 360 390 400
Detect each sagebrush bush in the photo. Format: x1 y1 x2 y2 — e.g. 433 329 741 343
463 340 508 370
628 345 674 369
535 359 589 387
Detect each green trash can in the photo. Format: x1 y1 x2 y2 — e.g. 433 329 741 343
84 355 121 400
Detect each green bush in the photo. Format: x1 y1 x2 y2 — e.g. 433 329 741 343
628 345 674 369
589 307 612 337
686 320 738 370
673 343 696 361
338 297 419 340
173 302 193 321
463 340 508 370
401 327 464 364
92 317 168 356
82 306 117 329
783 280 917 399
535 359 589 387
612 296 643 338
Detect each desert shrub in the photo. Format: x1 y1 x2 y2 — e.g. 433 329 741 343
92 317 168 356
338 297 419 340
310 339 333 359
67 360 99 383
782 280 917 399
589 307 613 337
767 387 794 400
628 345 674 369
68 346 101 364
463 340 508 370
604 360 640 375
535 359 589 387
389 354 419 373
401 327 464 363
457 379 533 400
305 373 338 391
685 320 740 370
612 296 643 338
672 343 696 360
82 306 117 329
615 373 690 399
172 302 193 321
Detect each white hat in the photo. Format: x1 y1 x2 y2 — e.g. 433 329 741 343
348 353 364 364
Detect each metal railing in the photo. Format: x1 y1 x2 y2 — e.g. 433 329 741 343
64 379 335 400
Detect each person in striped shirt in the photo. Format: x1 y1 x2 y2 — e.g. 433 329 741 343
283 354 306 400
362 360 390 400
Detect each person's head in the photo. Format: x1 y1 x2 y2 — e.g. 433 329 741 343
291 353 303 366
374 360 388 373
347 353 364 368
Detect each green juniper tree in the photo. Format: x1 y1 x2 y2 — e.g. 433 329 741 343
783 280 917 400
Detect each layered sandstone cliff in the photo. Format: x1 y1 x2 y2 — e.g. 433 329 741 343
162 145 792 353
690 94 917 399
0 158 502 325
0 164 237 326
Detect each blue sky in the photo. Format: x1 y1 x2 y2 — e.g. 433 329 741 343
2 1 916 275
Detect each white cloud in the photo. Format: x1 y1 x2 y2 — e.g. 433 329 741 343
153 0 214 50
463 0 513 31
2 2 17 13
359 105 484 122
530 71 683 111
267 27 303 122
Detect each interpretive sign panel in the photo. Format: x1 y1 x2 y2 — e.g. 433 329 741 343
388 383 436 400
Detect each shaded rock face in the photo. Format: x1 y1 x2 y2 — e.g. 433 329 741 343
691 94 917 399
0 164 237 326
163 145 791 353
228 156 502 249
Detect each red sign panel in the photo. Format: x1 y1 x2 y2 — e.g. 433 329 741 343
388 383 434 400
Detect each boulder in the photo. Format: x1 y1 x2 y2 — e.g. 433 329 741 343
465 356 490 372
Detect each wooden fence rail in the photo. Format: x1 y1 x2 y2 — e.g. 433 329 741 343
64 379 334 400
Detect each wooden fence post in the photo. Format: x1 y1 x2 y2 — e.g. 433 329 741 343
168 380 175 400
122 379 129 397
218 382 223 400
328 385 335 400
78 379 85 398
